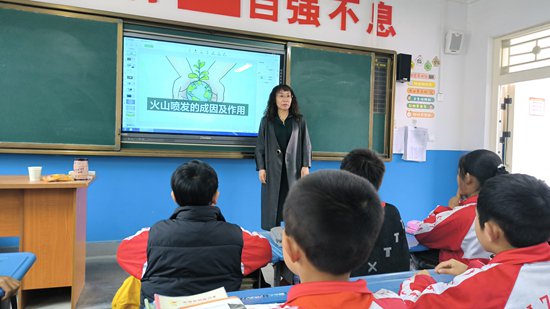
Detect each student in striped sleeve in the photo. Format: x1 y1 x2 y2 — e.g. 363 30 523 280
399 173 550 308
413 149 508 267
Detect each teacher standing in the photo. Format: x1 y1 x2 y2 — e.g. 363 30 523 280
255 84 312 230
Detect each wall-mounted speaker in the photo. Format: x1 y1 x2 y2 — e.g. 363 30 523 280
445 30 464 54
396 53 411 82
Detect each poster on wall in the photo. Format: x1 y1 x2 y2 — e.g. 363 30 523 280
394 53 440 153
529 97 545 116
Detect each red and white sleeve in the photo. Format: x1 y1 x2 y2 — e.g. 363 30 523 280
240 228 272 276
116 227 150 280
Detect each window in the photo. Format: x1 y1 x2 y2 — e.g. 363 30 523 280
501 27 550 74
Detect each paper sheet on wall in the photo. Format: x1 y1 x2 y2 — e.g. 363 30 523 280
403 126 428 162
393 126 405 154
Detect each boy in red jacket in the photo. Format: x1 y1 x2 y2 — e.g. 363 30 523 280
116 160 271 303
399 173 550 308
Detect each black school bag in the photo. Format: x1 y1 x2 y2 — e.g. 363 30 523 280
351 202 411 276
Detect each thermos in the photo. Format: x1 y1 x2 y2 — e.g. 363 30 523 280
73 158 89 180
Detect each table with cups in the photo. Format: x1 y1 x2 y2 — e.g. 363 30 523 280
0 171 94 309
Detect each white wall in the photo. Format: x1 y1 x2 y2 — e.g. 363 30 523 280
464 0 550 150
390 0 467 150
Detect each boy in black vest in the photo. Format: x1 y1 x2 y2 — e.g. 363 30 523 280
117 160 271 303
340 148 410 275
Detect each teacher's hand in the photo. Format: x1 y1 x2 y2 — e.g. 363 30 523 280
259 169 267 184
301 167 310 178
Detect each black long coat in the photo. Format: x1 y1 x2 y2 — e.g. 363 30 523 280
255 116 312 230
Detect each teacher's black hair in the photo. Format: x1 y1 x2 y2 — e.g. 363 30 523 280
264 84 302 121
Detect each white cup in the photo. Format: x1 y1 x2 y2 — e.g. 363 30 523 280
28 166 42 182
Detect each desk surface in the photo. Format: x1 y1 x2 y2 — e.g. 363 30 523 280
229 270 454 305
0 175 94 189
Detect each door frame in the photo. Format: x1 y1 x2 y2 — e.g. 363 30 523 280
490 23 550 169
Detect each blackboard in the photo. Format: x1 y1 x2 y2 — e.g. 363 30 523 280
0 2 395 158
0 4 121 150
288 44 376 155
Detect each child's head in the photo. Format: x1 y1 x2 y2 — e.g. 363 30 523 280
340 148 385 190
282 170 384 277
170 160 219 207
476 173 550 250
457 149 507 196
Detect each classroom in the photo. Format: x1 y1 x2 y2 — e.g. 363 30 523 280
1 0 550 308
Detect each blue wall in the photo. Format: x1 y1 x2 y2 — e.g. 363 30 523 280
0 150 463 244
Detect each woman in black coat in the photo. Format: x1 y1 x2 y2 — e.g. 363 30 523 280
255 84 312 230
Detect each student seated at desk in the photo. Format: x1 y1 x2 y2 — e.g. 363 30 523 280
340 148 410 276
0 276 19 301
400 173 550 308
413 149 507 267
280 170 405 308
116 160 271 303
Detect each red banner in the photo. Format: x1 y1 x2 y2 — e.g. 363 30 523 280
178 0 241 17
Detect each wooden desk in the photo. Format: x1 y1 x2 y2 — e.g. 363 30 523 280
0 175 94 309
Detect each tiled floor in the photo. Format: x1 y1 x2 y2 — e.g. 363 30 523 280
22 256 275 308
25 255 127 309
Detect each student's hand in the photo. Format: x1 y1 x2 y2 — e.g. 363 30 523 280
415 270 431 277
301 167 310 178
0 276 20 301
448 190 461 209
259 169 267 184
435 259 468 276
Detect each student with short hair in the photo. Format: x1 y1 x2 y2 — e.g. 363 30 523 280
399 173 550 308
281 170 405 308
413 149 508 266
341 148 410 276
116 160 271 303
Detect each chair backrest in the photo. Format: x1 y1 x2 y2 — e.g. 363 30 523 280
352 203 411 277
